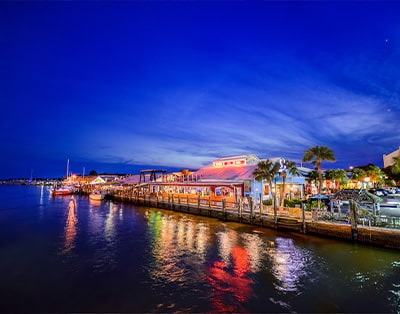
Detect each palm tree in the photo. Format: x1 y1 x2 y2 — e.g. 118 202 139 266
302 145 336 195
253 159 281 222
323 170 336 191
365 164 385 188
324 169 348 192
308 170 319 192
351 168 366 188
333 169 348 191
279 160 300 207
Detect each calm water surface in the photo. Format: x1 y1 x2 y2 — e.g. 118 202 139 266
0 185 399 313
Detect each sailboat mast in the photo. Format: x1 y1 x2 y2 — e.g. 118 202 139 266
66 159 70 179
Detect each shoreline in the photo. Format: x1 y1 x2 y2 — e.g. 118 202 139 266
106 190 400 251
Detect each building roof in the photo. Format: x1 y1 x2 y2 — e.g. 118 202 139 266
331 188 382 203
212 154 260 165
194 164 258 181
122 154 309 185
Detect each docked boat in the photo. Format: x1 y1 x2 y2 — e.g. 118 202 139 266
51 186 73 196
51 160 75 196
89 190 105 201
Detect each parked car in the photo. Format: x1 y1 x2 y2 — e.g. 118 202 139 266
368 188 390 196
388 187 400 194
379 202 400 217
382 194 400 204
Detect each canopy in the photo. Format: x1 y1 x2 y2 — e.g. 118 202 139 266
331 189 382 203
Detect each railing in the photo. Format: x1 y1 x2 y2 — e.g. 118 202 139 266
79 185 400 230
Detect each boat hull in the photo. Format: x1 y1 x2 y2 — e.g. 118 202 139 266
89 193 105 201
51 189 73 196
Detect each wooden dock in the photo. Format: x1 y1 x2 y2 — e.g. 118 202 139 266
78 185 400 250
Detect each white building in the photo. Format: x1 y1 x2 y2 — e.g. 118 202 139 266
383 147 400 168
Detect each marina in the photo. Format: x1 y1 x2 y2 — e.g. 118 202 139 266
89 184 400 250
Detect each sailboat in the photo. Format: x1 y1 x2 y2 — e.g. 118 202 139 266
51 159 74 196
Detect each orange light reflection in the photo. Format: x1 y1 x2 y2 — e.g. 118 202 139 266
63 197 78 254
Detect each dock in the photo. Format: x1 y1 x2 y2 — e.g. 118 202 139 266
79 185 400 251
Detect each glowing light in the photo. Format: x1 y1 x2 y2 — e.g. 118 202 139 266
63 199 78 254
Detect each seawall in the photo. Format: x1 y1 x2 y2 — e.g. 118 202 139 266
108 192 400 251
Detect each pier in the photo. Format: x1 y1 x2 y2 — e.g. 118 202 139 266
79 184 400 250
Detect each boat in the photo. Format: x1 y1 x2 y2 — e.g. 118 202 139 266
51 159 74 196
89 190 105 201
51 186 73 196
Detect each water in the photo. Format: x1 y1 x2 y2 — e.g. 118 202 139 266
0 185 399 313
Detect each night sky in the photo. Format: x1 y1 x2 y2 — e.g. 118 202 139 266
1 1 400 179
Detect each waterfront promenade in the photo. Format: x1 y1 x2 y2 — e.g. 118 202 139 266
80 184 400 250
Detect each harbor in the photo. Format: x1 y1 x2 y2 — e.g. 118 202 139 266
15 153 400 251
74 182 400 251
1 184 399 313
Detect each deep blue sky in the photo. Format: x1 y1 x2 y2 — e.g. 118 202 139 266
1 1 400 178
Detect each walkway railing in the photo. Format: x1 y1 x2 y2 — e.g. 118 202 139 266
79 185 400 230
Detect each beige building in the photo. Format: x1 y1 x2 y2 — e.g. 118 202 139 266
383 146 400 168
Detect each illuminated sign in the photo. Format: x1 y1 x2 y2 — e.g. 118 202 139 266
279 158 286 172
214 159 245 167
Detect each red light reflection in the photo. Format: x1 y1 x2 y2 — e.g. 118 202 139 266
207 246 253 313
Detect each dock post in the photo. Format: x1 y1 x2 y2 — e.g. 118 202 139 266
301 203 306 234
222 198 226 220
249 197 254 223
259 193 263 226
349 200 358 242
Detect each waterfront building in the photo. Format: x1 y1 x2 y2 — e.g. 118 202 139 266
383 146 400 168
122 154 308 206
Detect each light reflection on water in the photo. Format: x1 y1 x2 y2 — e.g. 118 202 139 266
242 232 264 272
208 230 254 313
268 237 310 293
146 212 210 282
1 186 399 313
86 200 123 273
62 197 78 254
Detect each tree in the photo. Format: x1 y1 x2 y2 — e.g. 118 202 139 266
180 169 190 181
391 156 400 174
389 156 400 185
350 168 366 188
89 170 97 176
302 145 336 195
308 170 319 190
252 159 281 222
365 164 385 188
279 160 300 207
303 146 336 210
333 169 348 190
324 169 348 192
